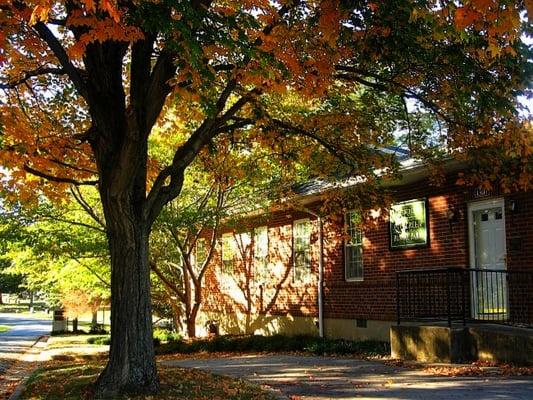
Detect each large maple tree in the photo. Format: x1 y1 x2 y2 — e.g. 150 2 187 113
0 0 531 395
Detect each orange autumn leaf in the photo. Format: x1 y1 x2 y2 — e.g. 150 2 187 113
455 6 482 30
29 2 52 25
471 0 495 12
82 0 96 13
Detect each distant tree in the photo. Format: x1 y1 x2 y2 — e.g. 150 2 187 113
0 259 24 304
0 191 109 310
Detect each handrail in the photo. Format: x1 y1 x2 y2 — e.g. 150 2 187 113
396 267 533 328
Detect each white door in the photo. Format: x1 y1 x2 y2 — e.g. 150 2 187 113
468 199 508 320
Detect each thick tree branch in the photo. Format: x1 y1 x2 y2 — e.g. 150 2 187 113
0 66 65 90
42 215 106 234
150 261 186 303
72 126 97 143
130 34 170 136
197 186 225 282
48 158 97 175
334 65 450 122
32 22 88 99
70 186 107 230
267 117 357 168
24 164 98 186
73 257 110 288
216 118 254 133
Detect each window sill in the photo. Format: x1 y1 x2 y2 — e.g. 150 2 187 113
345 278 364 282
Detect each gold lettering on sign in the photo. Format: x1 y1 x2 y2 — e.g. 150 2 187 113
473 188 492 199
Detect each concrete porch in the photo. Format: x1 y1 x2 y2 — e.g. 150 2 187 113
391 323 533 364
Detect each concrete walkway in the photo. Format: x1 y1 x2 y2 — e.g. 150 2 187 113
0 314 51 400
164 354 533 399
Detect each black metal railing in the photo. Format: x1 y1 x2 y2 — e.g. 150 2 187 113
396 268 533 328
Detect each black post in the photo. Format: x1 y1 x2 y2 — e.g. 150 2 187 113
462 269 467 326
446 269 452 328
396 272 401 325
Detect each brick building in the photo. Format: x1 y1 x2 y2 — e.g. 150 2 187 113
195 157 533 341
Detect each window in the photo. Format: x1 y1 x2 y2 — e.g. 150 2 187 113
345 211 363 281
254 226 269 284
221 233 235 274
293 219 312 282
194 238 207 273
235 232 252 259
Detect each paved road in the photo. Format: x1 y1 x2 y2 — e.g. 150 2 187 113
165 354 533 400
0 313 51 374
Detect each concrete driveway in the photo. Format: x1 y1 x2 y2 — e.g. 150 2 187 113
0 313 51 375
165 354 533 400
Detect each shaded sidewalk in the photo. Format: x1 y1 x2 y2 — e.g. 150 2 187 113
0 314 52 399
164 354 533 399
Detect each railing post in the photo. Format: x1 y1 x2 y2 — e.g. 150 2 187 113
446 269 452 328
396 272 401 325
462 269 467 326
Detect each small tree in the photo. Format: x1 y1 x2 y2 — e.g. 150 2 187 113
150 139 272 337
150 184 225 338
61 287 106 332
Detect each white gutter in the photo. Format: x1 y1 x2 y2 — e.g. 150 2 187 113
300 207 324 338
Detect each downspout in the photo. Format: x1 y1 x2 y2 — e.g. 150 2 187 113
301 207 324 338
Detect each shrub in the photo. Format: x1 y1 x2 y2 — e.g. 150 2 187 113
155 334 390 358
87 336 110 345
87 329 183 347
87 336 163 347
304 339 391 356
153 328 182 344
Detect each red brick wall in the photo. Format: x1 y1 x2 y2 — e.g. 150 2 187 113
202 177 533 323
202 209 320 319
505 190 533 270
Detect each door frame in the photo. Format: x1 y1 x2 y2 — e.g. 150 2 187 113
467 197 508 319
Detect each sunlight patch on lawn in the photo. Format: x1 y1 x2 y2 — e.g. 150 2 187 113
20 361 277 400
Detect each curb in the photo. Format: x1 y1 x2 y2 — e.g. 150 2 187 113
6 335 49 400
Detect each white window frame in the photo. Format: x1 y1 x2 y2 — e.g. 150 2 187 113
253 226 269 284
194 238 207 274
345 211 364 281
293 218 312 282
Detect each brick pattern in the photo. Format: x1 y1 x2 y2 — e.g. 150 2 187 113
201 177 533 325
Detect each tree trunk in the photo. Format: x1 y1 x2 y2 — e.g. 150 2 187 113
186 318 196 338
91 310 98 327
186 280 202 338
72 317 78 333
95 190 159 396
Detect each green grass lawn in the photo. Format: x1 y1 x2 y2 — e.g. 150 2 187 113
21 361 275 400
46 334 109 350
0 325 10 333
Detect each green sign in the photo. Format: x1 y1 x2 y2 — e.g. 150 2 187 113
389 199 428 249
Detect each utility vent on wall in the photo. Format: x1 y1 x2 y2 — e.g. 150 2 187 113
356 319 367 328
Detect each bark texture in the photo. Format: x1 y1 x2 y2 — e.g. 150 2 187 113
95 191 159 396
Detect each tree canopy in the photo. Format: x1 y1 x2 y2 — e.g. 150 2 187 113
1 1 531 198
